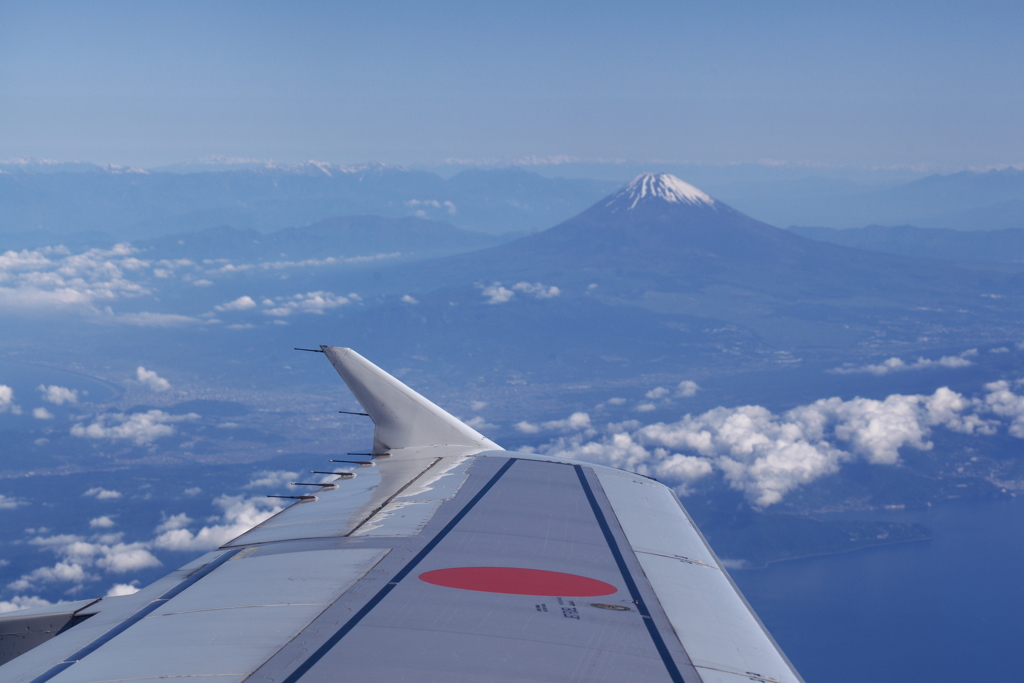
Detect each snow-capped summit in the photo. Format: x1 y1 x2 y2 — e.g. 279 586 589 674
605 173 717 212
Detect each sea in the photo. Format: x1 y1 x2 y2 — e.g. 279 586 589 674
734 496 1024 682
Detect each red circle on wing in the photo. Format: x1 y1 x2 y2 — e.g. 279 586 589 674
418 567 617 596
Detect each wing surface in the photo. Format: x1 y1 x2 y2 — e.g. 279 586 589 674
0 347 803 683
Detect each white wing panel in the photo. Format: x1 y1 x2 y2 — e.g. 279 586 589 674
49 607 323 682
151 547 388 614
47 548 387 683
595 469 802 683
596 472 719 566
636 554 799 683
0 551 226 683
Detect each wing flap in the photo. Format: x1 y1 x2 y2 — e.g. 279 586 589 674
595 469 804 683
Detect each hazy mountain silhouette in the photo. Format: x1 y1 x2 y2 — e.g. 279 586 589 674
0 164 617 241
808 167 1024 229
138 215 509 262
790 225 1024 263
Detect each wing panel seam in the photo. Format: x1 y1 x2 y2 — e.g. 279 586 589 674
344 457 442 536
573 464 688 683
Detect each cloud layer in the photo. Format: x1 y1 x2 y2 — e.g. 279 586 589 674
534 384 1018 508
831 349 978 375
152 496 283 551
8 533 162 592
3 488 285 607
480 281 560 304
0 244 149 311
71 410 198 445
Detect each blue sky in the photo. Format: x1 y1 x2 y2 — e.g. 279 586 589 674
1 0 1022 169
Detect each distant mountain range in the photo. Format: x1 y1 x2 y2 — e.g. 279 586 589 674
707 168 1024 230
255 174 1024 365
5 172 1024 418
790 225 1024 263
837 168 1024 230
3 160 1024 251
0 162 618 242
137 215 510 263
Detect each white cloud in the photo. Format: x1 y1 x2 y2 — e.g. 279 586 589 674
406 199 456 214
606 397 627 406
32 407 53 420
983 381 1024 437
153 258 195 278
646 387 670 400
154 513 192 533
255 254 399 270
536 386 998 508
115 312 204 327
676 380 700 397
262 291 352 316
0 244 150 312
215 295 257 311
831 349 978 375
24 534 161 576
136 367 171 391
72 410 197 445
105 582 140 597
0 385 21 414
38 384 78 405
481 283 514 304
401 294 419 304
7 562 91 590
512 282 560 299
635 403 657 412
84 487 122 500
95 543 162 572
89 516 115 528
0 595 52 614
545 412 591 431
516 412 591 434
92 532 124 545
0 495 26 509
471 401 488 411
991 347 1010 354
183 487 202 496
153 495 283 551
464 416 497 431
243 470 300 489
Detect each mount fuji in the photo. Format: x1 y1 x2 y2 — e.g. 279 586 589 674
379 173 995 307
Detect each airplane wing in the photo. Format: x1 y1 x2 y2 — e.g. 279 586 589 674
0 347 804 683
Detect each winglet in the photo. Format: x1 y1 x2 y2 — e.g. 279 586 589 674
321 346 502 453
